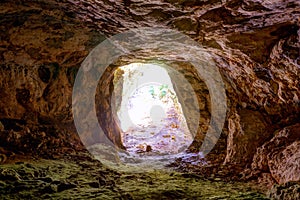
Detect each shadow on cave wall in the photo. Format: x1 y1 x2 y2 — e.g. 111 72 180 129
0 0 299 192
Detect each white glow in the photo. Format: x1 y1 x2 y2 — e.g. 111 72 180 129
115 63 193 155
118 63 176 131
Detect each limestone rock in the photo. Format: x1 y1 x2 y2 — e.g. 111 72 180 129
268 181 300 200
224 108 272 167
252 124 300 184
0 0 299 191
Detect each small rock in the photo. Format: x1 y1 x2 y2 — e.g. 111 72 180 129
98 176 107 185
88 181 100 188
0 169 21 181
57 182 77 192
137 144 145 150
121 193 134 200
42 184 57 194
37 177 53 183
25 163 35 169
146 145 152 152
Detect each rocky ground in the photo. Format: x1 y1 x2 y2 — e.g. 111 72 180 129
0 152 269 200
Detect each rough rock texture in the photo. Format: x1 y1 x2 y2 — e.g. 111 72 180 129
0 0 103 160
251 124 300 185
0 157 268 200
96 65 125 149
224 108 272 166
0 0 299 192
268 181 300 200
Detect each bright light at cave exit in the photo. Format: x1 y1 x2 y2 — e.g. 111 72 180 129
118 63 180 131
115 63 193 154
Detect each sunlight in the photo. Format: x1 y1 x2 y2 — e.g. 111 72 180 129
115 63 193 155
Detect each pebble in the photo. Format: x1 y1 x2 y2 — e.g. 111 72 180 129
146 145 152 152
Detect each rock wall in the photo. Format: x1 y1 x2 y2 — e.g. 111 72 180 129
0 0 299 188
0 0 104 157
251 124 300 185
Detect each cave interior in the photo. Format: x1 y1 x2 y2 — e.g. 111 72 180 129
0 0 299 199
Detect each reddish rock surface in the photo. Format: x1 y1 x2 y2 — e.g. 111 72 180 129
251 124 300 185
0 0 299 194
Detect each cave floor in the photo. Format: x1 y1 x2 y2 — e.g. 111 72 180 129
0 153 269 200
122 111 193 156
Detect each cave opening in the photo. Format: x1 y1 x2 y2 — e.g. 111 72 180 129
1 0 298 198
113 63 194 158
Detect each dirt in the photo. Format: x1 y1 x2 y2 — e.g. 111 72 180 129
0 152 268 199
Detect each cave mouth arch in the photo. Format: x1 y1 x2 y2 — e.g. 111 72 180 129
113 63 194 157
73 27 225 170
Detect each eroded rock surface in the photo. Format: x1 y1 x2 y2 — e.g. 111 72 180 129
0 0 299 195
268 181 300 200
0 155 268 200
251 124 300 185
